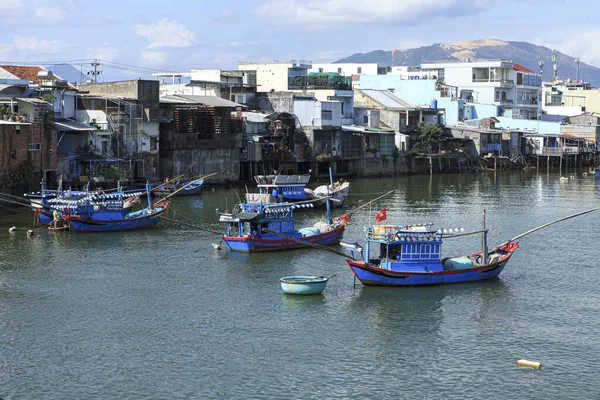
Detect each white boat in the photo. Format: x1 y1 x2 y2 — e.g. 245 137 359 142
312 180 350 208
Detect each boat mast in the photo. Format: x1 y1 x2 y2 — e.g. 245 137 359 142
481 209 488 263
146 182 153 211
326 167 333 224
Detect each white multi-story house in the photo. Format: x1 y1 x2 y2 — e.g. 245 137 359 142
153 69 256 105
421 60 542 120
241 60 355 125
238 60 312 92
308 63 380 76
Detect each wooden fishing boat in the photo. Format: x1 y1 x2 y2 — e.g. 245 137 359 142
154 178 205 197
48 220 69 233
219 200 346 253
280 275 333 295
344 214 519 287
312 180 350 208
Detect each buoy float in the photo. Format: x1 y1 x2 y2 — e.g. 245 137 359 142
8 226 16 232
212 243 222 250
517 359 541 369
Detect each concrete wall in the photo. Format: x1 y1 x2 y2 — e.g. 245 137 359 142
496 117 561 134
255 92 294 113
160 148 239 183
80 80 160 114
238 64 296 92
294 99 321 127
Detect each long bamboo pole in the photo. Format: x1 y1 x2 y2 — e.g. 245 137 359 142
158 215 223 235
490 206 600 251
159 172 218 202
343 189 396 218
263 228 350 258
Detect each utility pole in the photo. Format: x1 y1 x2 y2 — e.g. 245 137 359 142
552 50 558 82
575 58 580 82
89 59 101 83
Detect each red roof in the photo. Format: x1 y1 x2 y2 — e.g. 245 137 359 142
513 63 535 73
0 65 45 83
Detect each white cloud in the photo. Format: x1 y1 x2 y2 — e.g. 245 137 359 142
0 0 74 24
87 46 118 61
0 0 22 11
13 35 62 53
256 0 495 29
140 50 167 66
533 28 600 68
134 18 196 49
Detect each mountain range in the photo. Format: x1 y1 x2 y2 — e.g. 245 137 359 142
335 39 600 87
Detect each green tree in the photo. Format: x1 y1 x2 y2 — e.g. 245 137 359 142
417 121 443 143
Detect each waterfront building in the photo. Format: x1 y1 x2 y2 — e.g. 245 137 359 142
421 59 543 126
76 80 161 182
354 89 442 132
158 94 244 183
357 74 463 125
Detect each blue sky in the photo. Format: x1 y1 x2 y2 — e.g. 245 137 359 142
0 0 598 81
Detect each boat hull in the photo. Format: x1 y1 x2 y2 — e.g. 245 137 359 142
222 225 345 253
280 276 329 294
65 205 168 233
313 182 350 208
347 244 517 287
35 209 54 225
48 224 69 233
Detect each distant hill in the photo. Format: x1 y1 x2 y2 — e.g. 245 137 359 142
46 63 84 84
336 39 600 86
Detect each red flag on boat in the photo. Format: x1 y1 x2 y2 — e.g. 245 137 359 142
375 208 387 222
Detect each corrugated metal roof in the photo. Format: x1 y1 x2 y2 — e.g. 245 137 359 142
53 121 97 132
359 90 415 109
160 94 244 108
16 97 48 104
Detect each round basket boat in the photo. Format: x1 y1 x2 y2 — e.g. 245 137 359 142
280 275 333 295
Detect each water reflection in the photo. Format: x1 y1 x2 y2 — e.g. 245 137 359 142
281 293 326 309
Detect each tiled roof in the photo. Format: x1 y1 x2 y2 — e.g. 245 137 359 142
513 63 535 73
0 65 45 83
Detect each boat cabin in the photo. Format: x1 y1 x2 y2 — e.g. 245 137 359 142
221 202 297 238
363 224 445 273
254 174 311 201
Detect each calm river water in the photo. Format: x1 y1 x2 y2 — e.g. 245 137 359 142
1 170 600 399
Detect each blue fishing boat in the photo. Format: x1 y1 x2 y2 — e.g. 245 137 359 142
253 172 349 208
219 199 346 252
65 202 168 232
35 187 144 226
344 221 519 287
50 184 168 233
280 275 334 295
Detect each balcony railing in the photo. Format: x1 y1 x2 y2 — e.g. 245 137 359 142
540 146 580 156
473 79 514 83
